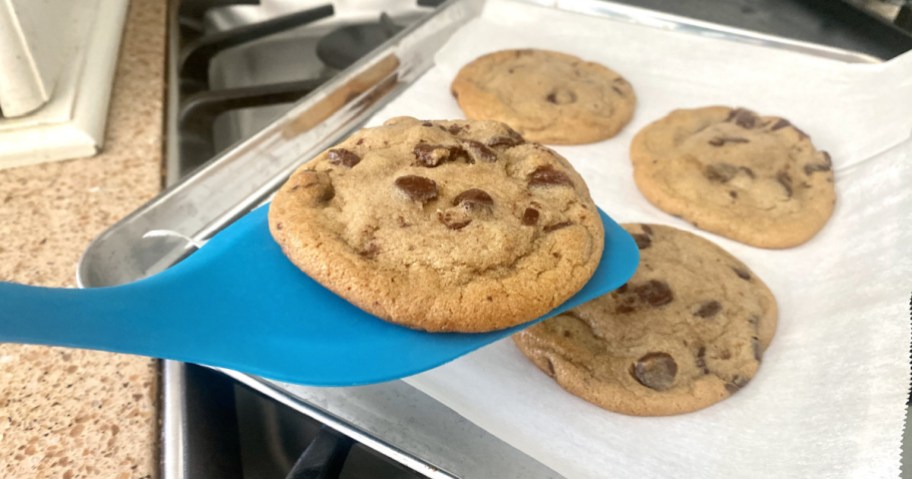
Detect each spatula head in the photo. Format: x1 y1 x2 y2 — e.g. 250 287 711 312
147 205 638 386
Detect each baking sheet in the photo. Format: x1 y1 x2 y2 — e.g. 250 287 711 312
367 1 912 477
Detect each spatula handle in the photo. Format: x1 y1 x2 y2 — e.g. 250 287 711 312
0 281 159 352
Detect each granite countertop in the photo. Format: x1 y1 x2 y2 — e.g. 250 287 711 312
0 1 166 477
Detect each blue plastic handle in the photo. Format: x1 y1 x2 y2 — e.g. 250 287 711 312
0 205 639 386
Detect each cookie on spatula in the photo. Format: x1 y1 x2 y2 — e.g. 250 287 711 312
269 117 604 332
513 224 777 416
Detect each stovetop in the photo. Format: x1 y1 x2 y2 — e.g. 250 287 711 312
162 1 911 478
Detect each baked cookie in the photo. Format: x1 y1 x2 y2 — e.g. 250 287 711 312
451 49 635 145
630 106 835 248
513 224 777 416
269 117 604 333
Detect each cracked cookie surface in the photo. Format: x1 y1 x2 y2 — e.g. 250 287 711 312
268 117 604 332
513 224 777 416
631 106 836 248
451 49 635 145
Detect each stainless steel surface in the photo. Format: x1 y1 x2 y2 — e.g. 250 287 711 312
219 370 566 479
161 361 187 479
78 1 885 478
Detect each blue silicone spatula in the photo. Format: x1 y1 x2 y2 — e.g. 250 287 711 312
0 205 638 386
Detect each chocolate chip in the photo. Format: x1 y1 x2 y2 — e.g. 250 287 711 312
770 118 791 130
485 129 525 148
641 224 654 236
634 280 674 307
632 234 651 250
694 300 722 318
729 190 738 199
451 89 458 99
521 207 539 226
617 283 628 293
356 138 364 145
453 188 494 212
276 222 283 230
732 267 751 280
804 151 832 175
394 175 438 203
437 211 471 230
529 166 573 187
752 336 762 361
704 163 739 183
327 148 361 168
725 375 749 394
632 352 677 391
462 140 497 162
447 124 463 135
413 143 463 167
727 108 758 129
546 89 577 105
544 221 572 232
708 136 750 147
421 121 433 127
720 350 732 360
777 171 793 198
696 347 710 374
612 85 624 96
804 163 829 175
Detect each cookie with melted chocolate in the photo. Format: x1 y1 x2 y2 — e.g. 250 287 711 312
513 224 777 416
630 106 835 248
269 117 604 332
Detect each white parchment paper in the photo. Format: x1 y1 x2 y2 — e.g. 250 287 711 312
368 1 912 476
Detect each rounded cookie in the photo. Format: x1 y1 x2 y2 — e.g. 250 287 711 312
269 117 604 333
631 106 836 248
451 49 635 145
513 224 777 416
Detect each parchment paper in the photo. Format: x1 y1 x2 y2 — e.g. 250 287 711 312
368 1 912 476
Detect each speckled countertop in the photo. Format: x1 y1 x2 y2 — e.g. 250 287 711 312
0 1 166 477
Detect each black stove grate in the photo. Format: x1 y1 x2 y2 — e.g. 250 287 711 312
174 1 440 175
176 3 335 168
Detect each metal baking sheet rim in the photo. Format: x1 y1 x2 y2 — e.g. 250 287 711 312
77 1 881 478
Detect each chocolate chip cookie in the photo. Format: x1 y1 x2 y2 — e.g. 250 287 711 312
631 106 835 248
513 224 777 416
451 49 636 145
269 117 605 333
